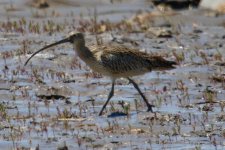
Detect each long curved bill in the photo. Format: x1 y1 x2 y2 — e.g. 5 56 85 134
24 37 70 66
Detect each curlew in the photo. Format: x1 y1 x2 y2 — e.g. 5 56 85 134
25 32 177 116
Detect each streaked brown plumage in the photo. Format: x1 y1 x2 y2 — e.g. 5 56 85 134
25 32 176 116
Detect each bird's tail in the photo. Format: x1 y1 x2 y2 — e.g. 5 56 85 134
148 56 177 71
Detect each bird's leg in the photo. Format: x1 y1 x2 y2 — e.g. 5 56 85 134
99 80 115 116
127 78 153 112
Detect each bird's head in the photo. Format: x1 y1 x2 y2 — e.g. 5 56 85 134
24 31 85 66
67 31 85 47
67 31 84 43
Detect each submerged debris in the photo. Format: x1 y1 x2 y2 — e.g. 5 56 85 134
147 27 173 38
151 0 201 10
32 0 50 9
211 74 225 82
36 94 67 100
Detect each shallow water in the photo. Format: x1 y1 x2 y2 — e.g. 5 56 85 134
0 0 225 149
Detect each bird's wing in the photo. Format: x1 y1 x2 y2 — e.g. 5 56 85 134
90 44 176 73
98 45 151 73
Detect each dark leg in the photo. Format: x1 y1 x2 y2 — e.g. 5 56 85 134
127 78 153 112
99 80 115 116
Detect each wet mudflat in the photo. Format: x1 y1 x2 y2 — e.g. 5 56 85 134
0 0 225 149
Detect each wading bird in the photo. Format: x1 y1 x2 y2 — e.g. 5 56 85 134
25 32 176 116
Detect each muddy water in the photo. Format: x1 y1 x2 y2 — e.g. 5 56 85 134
0 0 225 150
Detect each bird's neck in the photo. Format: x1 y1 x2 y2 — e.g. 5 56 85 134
74 42 93 60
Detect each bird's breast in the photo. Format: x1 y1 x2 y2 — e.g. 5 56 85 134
84 58 149 78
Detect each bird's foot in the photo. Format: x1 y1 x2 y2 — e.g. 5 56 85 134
147 104 155 113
